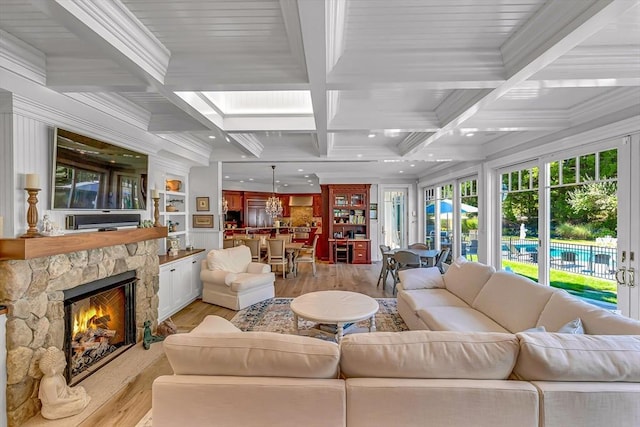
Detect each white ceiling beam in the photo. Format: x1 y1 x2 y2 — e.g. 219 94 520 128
279 0 307 76
224 116 316 132
400 0 638 156
298 0 329 157
31 0 170 84
65 92 151 130
229 133 265 158
326 0 347 73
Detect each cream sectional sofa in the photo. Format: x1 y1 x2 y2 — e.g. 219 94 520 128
396 259 640 335
153 313 640 427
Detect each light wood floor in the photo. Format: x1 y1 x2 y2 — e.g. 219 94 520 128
88 261 392 427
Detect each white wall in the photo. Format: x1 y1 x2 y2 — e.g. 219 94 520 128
189 162 223 251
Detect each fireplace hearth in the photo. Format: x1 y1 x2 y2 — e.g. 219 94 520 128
63 270 137 384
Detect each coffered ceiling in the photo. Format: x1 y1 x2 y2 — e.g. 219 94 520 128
1 0 638 191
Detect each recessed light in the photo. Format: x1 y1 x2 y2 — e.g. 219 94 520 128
297 169 304 172
410 164 415 167
307 180 312 182
224 175 229 179
283 184 289 187
357 154 363 158
304 175 309 178
309 184 314 186
225 136 230 142
466 133 475 137
368 133 375 138
241 155 246 159
276 180 280 183
239 180 244 183
208 135 216 139
399 170 404 174
249 178 254 181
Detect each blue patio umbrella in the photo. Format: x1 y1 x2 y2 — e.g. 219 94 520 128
426 199 478 215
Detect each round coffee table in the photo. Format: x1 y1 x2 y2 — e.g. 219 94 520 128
290 290 379 342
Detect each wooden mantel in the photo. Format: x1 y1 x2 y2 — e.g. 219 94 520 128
0 227 168 260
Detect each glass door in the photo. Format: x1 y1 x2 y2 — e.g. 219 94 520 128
381 188 408 249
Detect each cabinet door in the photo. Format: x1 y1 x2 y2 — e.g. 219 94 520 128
191 254 205 299
174 260 191 308
350 193 366 207
158 265 174 321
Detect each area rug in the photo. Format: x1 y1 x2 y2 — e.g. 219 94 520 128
230 297 408 337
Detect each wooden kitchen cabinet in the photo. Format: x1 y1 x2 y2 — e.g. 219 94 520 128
223 191 243 211
313 194 322 217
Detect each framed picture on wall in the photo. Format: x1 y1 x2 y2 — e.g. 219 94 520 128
369 203 378 220
196 196 210 211
193 214 214 228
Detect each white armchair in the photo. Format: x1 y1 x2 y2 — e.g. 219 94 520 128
201 245 276 310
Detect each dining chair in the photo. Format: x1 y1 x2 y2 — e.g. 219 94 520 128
243 238 262 262
294 235 319 276
266 238 287 278
408 243 429 250
392 250 422 293
274 234 293 243
377 245 392 288
334 240 350 263
435 248 450 273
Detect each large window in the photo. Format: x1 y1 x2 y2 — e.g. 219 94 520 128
459 178 479 261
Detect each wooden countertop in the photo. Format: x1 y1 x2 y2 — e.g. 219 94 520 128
159 248 205 265
225 226 318 231
0 227 168 260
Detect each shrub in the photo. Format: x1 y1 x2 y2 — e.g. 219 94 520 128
461 217 478 233
554 223 593 240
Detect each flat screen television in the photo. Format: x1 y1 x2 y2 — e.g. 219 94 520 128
52 128 148 210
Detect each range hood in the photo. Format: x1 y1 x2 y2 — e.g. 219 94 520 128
289 196 313 207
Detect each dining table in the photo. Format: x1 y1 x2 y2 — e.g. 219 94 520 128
379 248 440 290
285 242 305 276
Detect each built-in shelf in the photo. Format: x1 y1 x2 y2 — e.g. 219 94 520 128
0 227 168 260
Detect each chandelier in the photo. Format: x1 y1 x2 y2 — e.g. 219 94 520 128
265 165 283 218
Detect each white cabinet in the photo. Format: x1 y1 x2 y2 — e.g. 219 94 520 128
158 251 204 321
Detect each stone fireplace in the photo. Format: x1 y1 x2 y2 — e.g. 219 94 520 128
63 270 137 385
0 236 161 427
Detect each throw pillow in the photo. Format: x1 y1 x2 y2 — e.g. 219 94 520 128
557 318 584 334
522 326 546 332
398 267 444 290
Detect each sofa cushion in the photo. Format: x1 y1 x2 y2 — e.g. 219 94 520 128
189 315 242 335
398 267 444 290
513 332 640 382
398 289 468 312
472 271 554 333
443 260 495 305
229 272 276 292
340 330 519 379
417 306 509 333
537 290 640 335
206 245 251 273
163 331 340 379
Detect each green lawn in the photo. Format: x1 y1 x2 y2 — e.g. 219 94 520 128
502 260 617 304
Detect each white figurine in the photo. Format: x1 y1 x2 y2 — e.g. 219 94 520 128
38 347 91 420
42 214 54 234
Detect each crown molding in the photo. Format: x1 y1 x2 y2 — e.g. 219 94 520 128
231 133 265 158
0 29 46 85
43 0 170 83
65 92 151 130
570 87 640 123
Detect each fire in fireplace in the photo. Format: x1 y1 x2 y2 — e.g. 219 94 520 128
63 271 137 384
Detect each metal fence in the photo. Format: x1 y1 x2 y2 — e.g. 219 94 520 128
500 238 617 280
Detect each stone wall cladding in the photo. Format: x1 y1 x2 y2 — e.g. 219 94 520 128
0 239 159 427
